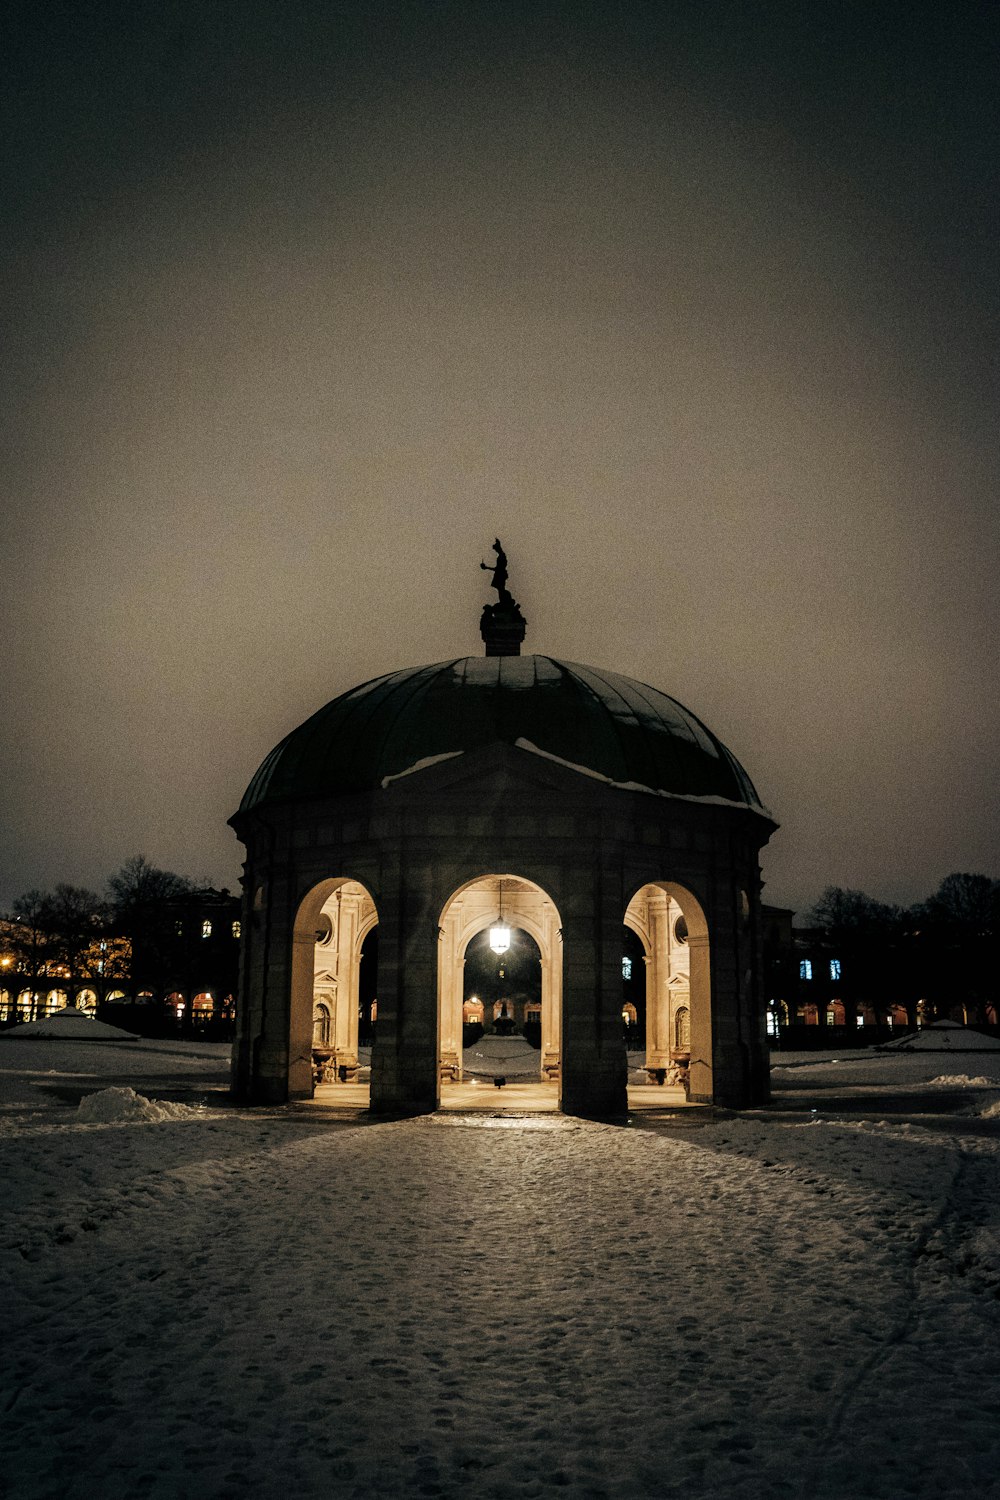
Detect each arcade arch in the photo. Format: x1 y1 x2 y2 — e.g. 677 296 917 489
624 881 712 1099
436 875 563 1092
292 877 378 1096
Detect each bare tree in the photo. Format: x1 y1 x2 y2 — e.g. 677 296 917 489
106 856 194 998
41 885 105 1006
9 890 54 1020
917 874 1000 1024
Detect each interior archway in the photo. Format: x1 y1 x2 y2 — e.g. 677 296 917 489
436 874 563 1106
291 877 378 1101
624 881 712 1103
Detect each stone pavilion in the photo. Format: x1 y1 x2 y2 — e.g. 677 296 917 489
229 544 777 1118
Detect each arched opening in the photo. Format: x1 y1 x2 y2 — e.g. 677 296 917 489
624 881 712 1104
291 877 379 1101
313 1000 332 1047
463 924 542 1037
437 874 563 1106
191 993 215 1028
75 989 98 1014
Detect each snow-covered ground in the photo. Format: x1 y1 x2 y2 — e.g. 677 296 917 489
2 1038 1000 1500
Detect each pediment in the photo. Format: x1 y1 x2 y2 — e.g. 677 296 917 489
378 739 600 802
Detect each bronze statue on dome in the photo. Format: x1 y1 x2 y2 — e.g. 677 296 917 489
479 538 526 657
481 538 514 609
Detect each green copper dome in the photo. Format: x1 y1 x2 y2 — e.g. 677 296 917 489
239 655 767 814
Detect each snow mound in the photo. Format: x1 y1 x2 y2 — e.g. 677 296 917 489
8 1006 138 1041
928 1074 994 1088
76 1087 203 1124
884 1020 1000 1052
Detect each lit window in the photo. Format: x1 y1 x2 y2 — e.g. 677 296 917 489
232 920 241 940
766 1011 778 1037
799 959 812 980
856 1014 865 1028
622 956 632 980
201 919 212 939
830 959 841 980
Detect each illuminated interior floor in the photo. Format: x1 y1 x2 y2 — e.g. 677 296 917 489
627 1083 692 1109
308 1080 693 1113
439 1079 559 1112
310 1083 371 1111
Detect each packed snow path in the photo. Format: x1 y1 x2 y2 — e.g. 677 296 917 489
2 1042 1000 1500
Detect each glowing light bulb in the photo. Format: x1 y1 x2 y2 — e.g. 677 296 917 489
489 924 511 955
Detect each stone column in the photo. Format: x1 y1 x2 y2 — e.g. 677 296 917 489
687 932 713 1102
645 890 671 1074
245 868 308 1104
560 873 628 1120
369 877 438 1115
437 911 463 1081
705 874 756 1106
333 890 363 1079
744 881 771 1105
540 907 562 1081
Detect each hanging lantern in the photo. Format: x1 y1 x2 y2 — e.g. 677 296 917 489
489 878 510 953
489 923 511 954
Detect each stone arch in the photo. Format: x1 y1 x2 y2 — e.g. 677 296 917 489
624 880 712 1101
291 876 379 1098
436 873 563 1093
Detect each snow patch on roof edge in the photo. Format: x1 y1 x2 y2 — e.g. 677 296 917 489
380 751 465 788
513 739 773 815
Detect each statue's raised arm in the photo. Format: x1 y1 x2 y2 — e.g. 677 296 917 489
481 538 511 604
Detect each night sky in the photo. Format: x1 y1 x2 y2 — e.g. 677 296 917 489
2 0 997 915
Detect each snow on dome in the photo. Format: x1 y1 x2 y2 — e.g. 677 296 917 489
7 1006 138 1041
928 1074 995 1087
239 654 770 814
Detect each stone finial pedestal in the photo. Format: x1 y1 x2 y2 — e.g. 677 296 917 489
480 602 527 657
